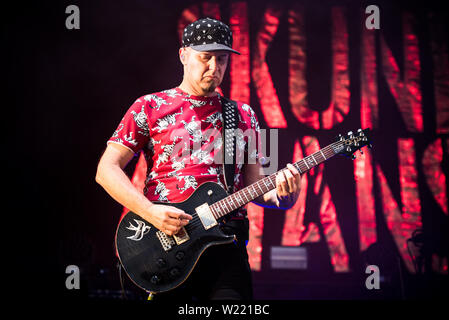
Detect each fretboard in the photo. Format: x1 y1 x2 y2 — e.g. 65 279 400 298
209 140 345 219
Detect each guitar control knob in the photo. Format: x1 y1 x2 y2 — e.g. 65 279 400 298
150 275 161 284
175 251 185 261
170 268 180 278
156 258 166 268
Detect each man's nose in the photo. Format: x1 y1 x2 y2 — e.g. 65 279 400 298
208 57 218 72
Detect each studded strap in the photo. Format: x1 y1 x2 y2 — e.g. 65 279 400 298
220 96 239 194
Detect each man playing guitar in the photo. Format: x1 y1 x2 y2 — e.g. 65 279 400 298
96 17 302 300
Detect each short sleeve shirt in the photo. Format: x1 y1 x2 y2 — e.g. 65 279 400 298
108 87 263 218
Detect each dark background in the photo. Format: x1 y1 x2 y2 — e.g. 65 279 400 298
4 0 448 302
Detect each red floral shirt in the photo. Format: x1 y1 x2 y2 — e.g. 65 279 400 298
108 87 262 217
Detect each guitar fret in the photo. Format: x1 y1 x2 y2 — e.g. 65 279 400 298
233 194 240 207
228 199 234 211
320 149 326 160
226 197 232 210
263 179 269 190
235 194 241 207
237 192 245 205
256 182 264 194
304 159 310 170
312 154 318 165
228 197 235 210
216 204 222 217
231 195 237 208
302 161 308 172
221 200 228 213
242 190 250 202
269 177 276 188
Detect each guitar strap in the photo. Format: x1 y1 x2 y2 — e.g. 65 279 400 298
220 96 249 243
220 96 239 194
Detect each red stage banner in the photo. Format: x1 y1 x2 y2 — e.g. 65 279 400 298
252 6 287 128
122 2 448 275
429 12 449 134
380 13 423 133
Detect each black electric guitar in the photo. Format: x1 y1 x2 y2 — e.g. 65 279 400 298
115 129 372 294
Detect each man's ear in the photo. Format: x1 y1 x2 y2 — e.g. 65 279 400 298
179 48 187 65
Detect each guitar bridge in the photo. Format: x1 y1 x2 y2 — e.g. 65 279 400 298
173 227 189 245
195 203 217 230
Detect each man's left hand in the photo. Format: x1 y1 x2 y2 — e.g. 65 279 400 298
275 163 302 208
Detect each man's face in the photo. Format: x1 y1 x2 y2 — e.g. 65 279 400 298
181 47 229 95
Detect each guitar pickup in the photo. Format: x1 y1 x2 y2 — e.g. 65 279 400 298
195 203 217 230
156 231 176 251
173 227 189 245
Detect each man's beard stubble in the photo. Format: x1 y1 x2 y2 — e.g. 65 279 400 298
201 80 219 94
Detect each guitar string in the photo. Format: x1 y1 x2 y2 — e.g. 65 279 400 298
209 142 342 219
207 143 341 220
172 140 348 230
183 143 343 229
186 137 370 231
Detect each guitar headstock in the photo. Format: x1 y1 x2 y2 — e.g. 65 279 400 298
334 128 372 159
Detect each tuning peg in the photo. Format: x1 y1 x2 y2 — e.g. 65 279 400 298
351 154 356 160
348 131 353 137
336 134 344 141
357 129 364 136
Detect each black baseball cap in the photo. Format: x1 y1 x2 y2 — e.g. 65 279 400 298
182 17 240 55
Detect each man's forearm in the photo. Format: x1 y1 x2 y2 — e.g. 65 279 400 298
251 189 285 209
95 162 154 221
251 189 275 208
252 189 298 210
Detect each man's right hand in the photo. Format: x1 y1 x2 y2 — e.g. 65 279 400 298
96 143 193 236
146 204 193 236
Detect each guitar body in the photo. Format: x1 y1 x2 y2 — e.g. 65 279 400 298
115 182 235 293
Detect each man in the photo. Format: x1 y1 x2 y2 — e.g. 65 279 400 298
96 17 302 300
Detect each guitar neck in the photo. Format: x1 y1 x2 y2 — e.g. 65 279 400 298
209 140 345 219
